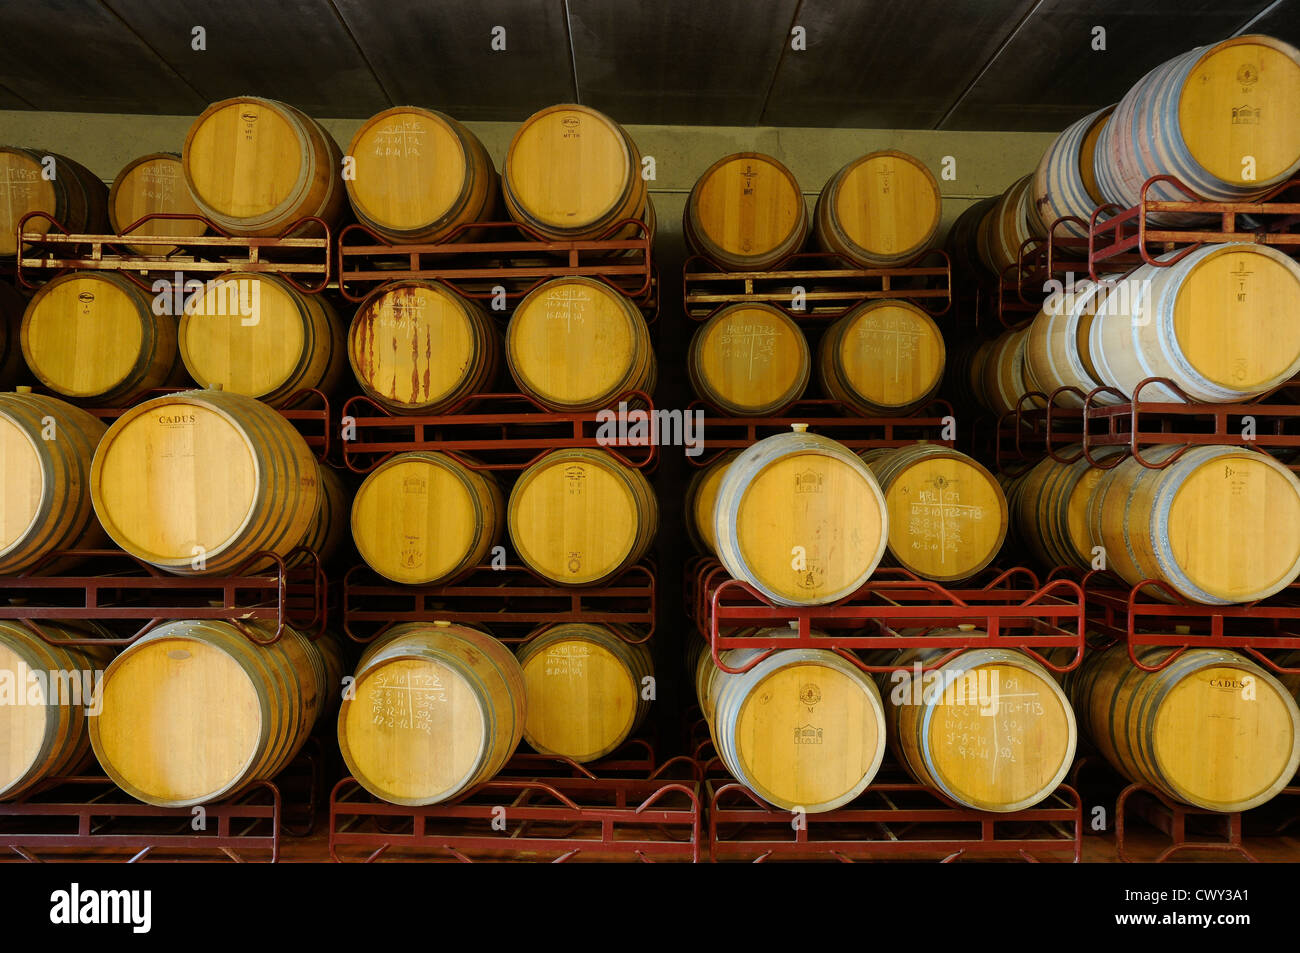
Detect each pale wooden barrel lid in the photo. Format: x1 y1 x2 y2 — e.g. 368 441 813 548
94 633 263 806
693 304 808 414
0 412 43 554
829 152 940 259
919 653 1075 811
109 153 205 240
347 107 470 231
0 637 51 792
1178 36 1300 187
22 273 149 399
1151 657 1300 811
185 99 304 218
733 659 883 810
341 655 486 805
507 277 641 408
93 399 258 562
833 300 944 410
690 153 805 261
181 273 305 399
0 148 57 256
351 453 483 584
505 104 633 229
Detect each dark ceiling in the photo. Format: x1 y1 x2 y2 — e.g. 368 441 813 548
0 0 1296 129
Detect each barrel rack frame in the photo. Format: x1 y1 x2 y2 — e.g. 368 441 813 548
682 249 953 322
14 211 333 294
328 747 702 862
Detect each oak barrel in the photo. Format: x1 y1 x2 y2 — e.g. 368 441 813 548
21 271 182 406
352 450 502 585
1063 644 1300 812
1030 106 1114 238
179 271 346 406
502 104 651 242
108 152 206 255
860 445 1008 582
338 621 525 806
508 448 657 586
978 327 1031 416
0 389 107 574
879 642 1076 811
688 303 809 415
90 620 340 807
516 623 652 762
0 621 112 800
976 174 1041 277
1008 445 1124 570
684 153 808 270
90 388 321 575
0 148 108 258
1021 278 1111 408
684 450 740 555
348 279 499 415
346 106 498 243
182 97 345 237
1085 243 1300 404
1094 35 1300 217
506 276 655 412
814 150 941 266
696 638 887 812
1088 444 1300 604
713 426 888 606
817 298 945 416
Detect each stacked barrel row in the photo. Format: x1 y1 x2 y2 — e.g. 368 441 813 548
952 32 1300 819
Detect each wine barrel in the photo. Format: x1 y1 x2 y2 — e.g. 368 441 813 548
688 303 809 415
1086 243 1300 404
684 450 740 554
508 448 657 586
89 620 340 807
879 642 1076 811
352 450 502 585
0 621 112 801
346 106 498 243
1094 35 1300 218
944 196 997 277
1009 445 1124 570
0 281 27 390
338 621 525 806
979 327 1031 416
1063 644 1300 812
515 623 652 762
713 426 888 606
0 389 106 574
182 97 344 237
696 639 887 812
976 174 1040 277
1030 106 1114 238
348 279 498 415
817 299 945 416
860 445 1008 582
814 150 942 267
298 461 350 565
21 271 182 406
107 152 206 255
179 272 346 407
1021 278 1111 408
90 388 320 575
1089 444 1300 604
502 104 651 242
505 276 655 412
683 153 808 270
0 148 108 258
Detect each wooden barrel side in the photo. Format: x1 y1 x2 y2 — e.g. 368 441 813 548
684 152 808 271
815 150 941 266
688 303 809 415
817 299 945 416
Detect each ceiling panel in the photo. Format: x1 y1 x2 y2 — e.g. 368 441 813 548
1238 0 1300 43
761 0 1039 128
942 0 1277 131
0 0 204 112
102 0 390 117
333 0 575 120
0 82 33 110
568 0 798 125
